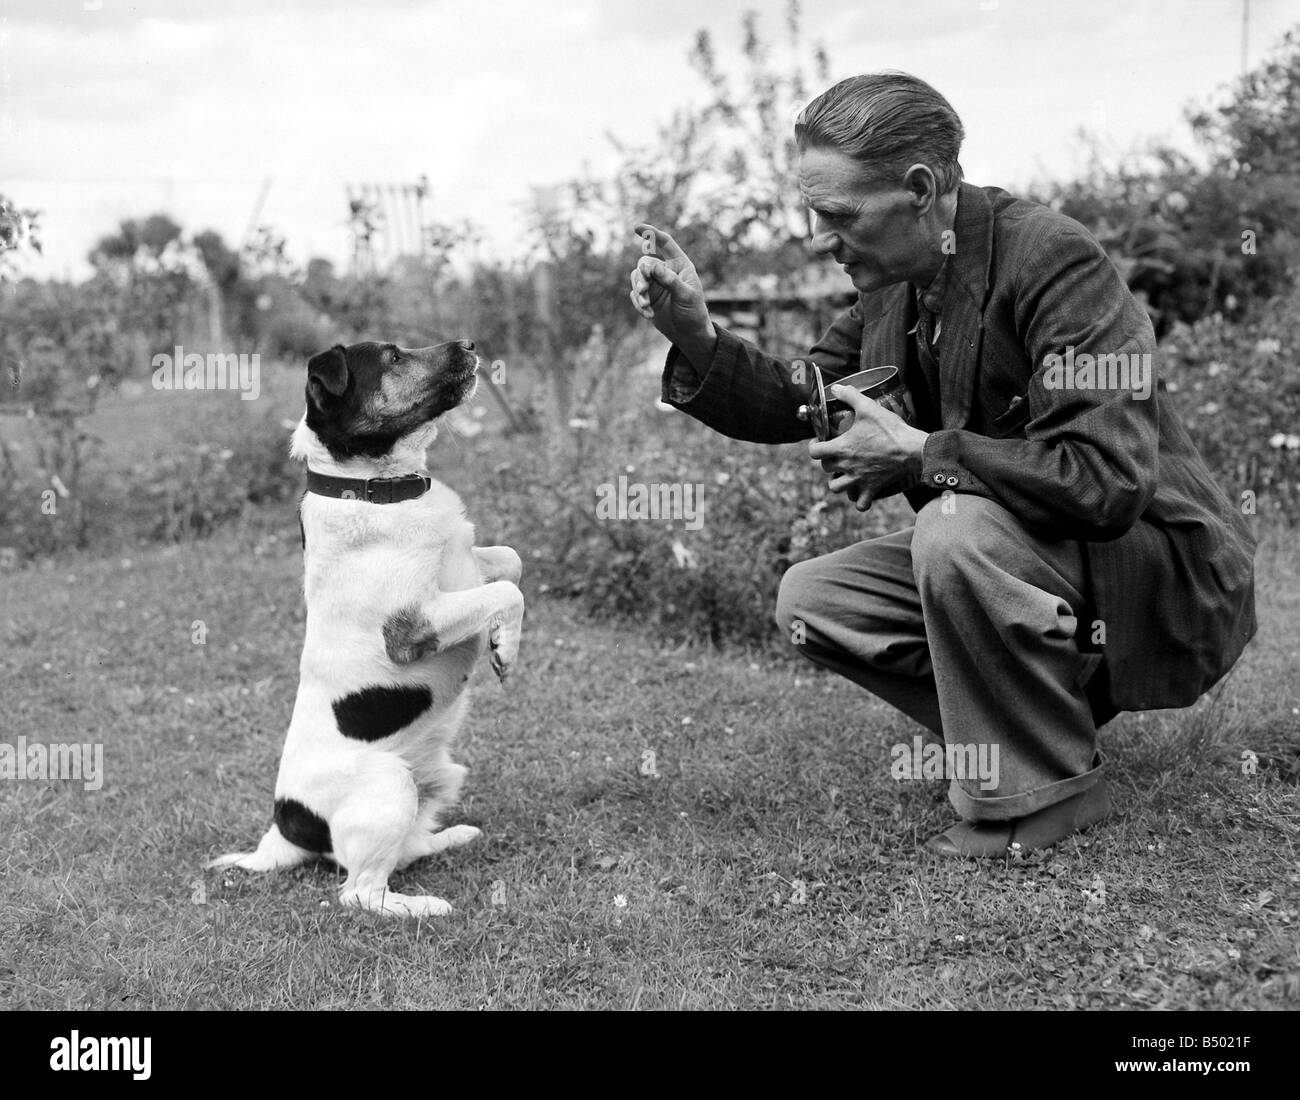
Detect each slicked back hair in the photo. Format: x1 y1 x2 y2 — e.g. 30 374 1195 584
795 72 965 195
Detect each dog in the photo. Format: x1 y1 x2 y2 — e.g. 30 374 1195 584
208 339 524 917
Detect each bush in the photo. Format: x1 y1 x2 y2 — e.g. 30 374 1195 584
0 386 301 561
131 403 301 542
454 363 909 650
1162 288 1300 521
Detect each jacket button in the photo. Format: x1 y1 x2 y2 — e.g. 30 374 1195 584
932 473 946 485
946 476 959 487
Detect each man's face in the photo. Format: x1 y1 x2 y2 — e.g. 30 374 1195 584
798 146 929 293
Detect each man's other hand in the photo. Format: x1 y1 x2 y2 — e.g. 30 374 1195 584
629 223 718 368
808 384 931 511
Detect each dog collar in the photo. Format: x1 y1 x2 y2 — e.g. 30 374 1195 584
305 469 432 504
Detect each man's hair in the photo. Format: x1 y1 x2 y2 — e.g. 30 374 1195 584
794 72 965 194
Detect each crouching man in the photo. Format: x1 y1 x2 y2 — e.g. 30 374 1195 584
628 72 1256 857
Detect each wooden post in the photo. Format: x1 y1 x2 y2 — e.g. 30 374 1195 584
533 260 568 427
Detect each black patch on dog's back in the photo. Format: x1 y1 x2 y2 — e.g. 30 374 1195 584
274 797 332 853
333 684 433 741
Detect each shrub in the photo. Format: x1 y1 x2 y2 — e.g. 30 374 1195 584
455 364 909 650
1162 288 1300 522
0 385 302 561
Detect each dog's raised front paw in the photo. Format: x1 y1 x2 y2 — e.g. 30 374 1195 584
489 626 519 683
474 545 522 585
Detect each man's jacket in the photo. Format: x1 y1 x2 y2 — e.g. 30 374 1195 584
661 182 1257 711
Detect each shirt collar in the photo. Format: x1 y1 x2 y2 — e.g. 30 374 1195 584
914 252 953 316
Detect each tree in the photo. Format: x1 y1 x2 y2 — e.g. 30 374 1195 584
1186 26 1300 307
1040 24 1300 329
90 213 183 267
0 194 42 285
608 0 831 286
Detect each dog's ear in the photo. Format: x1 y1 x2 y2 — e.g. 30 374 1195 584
306 345 349 400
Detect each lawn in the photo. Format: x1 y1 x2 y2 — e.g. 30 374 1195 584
1 505 1298 1009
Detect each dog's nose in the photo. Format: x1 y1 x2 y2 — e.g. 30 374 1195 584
457 340 475 352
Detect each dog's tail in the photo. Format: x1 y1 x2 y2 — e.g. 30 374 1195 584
206 825 314 873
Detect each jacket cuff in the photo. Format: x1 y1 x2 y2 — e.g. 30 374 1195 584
920 430 990 495
665 332 748 410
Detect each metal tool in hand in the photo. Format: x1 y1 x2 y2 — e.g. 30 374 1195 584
796 364 916 441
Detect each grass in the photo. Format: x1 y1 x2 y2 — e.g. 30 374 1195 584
1 509 1297 1011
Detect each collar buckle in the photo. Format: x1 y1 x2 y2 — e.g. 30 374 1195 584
306 469 431 504
365 473 425 504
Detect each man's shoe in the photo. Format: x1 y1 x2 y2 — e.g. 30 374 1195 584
924 780 1111 859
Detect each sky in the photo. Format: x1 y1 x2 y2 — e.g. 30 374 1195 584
2 0 1296 280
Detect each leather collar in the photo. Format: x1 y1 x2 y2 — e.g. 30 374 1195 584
305 469 431 504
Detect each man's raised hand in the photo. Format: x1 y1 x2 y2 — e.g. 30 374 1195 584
629 223 717 367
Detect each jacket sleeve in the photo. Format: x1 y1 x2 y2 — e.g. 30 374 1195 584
660 298 865 444
919 224 1160 541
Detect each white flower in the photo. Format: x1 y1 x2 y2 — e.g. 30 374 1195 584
1255 338 1282 356
613 894 628 909
1270 432 1288 449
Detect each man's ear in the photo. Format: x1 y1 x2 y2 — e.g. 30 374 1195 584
902 163 938 213
306 345 349 400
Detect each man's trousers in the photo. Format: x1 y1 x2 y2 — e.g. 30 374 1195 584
775 494 1116 822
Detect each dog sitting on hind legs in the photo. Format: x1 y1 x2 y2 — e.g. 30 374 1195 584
208 338 524 918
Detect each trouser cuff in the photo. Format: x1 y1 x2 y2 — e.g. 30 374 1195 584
948 757 1105 822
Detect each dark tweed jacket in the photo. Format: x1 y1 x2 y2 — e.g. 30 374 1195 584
662 182 1257 711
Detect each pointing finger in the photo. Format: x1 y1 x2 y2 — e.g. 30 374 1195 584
633 222 688 264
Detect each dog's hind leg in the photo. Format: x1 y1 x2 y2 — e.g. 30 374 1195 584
396 823 481 871
396 761 479 870
333 764 454 918
206 825 313 872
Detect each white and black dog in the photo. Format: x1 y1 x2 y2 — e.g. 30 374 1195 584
209 339 524 917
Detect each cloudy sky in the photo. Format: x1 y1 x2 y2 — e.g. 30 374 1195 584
2 0 1295 279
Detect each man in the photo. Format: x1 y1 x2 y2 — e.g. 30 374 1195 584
628 72 1257 858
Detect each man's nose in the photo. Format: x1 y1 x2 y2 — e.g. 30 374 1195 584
810 228 840 257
